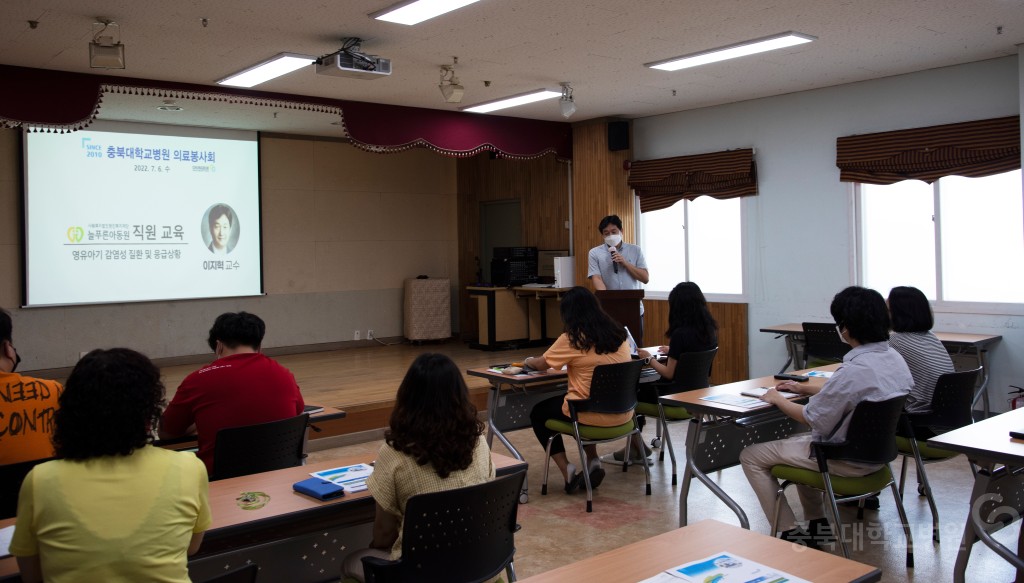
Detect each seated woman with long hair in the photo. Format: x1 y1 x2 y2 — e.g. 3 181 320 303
526 286 631 493
625 281 718 458
343 353 495 582
11 348 211 583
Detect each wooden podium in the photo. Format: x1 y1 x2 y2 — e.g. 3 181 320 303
595 289 644 346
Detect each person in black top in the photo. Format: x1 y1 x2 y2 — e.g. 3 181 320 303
616 282 718 460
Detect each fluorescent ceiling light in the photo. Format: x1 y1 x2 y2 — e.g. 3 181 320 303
372 0 484 25
646 32 816 72
217 53 315 88
462 89 561 114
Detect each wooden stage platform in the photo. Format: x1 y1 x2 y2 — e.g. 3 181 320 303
159 340 542 440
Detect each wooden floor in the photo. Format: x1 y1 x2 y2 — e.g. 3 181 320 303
159 340 540 436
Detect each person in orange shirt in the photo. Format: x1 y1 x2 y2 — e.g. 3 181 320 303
526 287 631 493
0 307 63 465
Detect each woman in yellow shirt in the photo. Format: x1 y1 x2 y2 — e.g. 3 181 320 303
526 286 631 493
11 348 211 583
342 353 495 582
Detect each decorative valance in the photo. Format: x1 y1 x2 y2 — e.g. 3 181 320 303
836 115 1020 184
628 148 757 213
0 65 572 161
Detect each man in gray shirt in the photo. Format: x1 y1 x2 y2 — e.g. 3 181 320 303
587 215 649 294
739 286 912 548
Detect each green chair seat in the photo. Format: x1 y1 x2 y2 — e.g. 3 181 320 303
636 402 692 420
895 436 958 460
545 418 636 440
771 465 895 497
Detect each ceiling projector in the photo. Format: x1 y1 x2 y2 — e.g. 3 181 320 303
316 51 392 80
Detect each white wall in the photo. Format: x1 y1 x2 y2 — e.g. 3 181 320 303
634 56 1022 412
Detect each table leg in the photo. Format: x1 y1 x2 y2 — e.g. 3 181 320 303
970 348 991 419
953 462 998 583
679 416 751 529
777 334 796 374
486 383 530 503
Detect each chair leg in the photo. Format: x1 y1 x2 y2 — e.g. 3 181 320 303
658 404 677 485
887 466 915 569
540 436 555 496
571 427 594 513
657 415 666 462
909 439 940 543
636 427 652 496
820 473 850 559
506 561 517 582
771 482 791 537
898 455 908 497
621 435 632 472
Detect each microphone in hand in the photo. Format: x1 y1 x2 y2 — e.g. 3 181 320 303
609 245 618 273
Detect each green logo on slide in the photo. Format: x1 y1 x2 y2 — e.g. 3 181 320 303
67 227 84 243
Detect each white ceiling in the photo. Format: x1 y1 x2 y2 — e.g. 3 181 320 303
1 0 1022 135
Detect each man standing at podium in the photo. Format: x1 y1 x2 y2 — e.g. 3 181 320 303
588 214 649 303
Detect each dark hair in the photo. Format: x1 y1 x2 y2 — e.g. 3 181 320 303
667 282 718 345
208 204 234 233
207 312 266 351
53 348 165 459
0 307 11 345
830 286 890 344
560 286 627 354
385 353 484 479
597 215 623 233
887 286 934 332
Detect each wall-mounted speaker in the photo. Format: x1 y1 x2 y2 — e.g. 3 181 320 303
607 121 629 151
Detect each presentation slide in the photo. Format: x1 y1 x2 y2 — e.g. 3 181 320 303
24 121 262 306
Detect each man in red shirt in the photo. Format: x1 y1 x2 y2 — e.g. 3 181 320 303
159 312 304 474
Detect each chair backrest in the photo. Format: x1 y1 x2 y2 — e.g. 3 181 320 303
364 470 526 583
0 456 54 519
816 395 908 466
571 360 644 416
198 563 259 583
664 347 718 393
802 322 851 363
927 367 982 431
210 413 309 481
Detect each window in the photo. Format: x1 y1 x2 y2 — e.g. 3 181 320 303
638 196 743 296
857 169 1024 306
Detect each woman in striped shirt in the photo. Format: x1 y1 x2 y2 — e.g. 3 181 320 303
887 286 955 437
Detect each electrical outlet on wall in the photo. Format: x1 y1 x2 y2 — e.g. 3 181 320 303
367 329 375 340
353 330 361 341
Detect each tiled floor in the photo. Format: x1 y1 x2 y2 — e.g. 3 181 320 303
309 420 1022 582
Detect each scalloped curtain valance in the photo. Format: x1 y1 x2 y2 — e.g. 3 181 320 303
0 65 572 161
836 115 1020 185
628 148 757 213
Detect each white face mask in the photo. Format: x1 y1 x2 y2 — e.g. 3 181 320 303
604 233 622 247
836 325 849 345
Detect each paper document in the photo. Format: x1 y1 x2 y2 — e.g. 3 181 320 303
311 463 374 493
639 551 811 583
699 394 766 408
740 387 798 398
805 371 833 378
0 525 14 558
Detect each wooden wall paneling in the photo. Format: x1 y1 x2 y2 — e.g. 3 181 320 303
456 154 570 340
640 300 749 384
570 120 633 288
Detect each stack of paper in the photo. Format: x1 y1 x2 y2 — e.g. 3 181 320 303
640 552 810 583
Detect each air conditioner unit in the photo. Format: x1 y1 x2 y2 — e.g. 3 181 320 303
315 52 392 80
